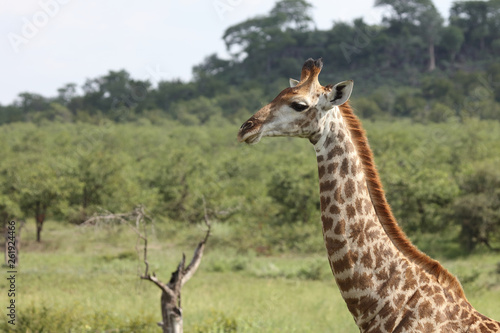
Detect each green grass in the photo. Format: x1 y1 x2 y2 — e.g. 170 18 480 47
1 220 500 332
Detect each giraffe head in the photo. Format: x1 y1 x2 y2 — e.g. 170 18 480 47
237 58 353 144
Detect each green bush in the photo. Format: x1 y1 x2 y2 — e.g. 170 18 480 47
0 304 157 333
191 311 239 333
296 260 327 281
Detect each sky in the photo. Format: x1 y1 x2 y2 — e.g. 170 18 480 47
0 0 456 105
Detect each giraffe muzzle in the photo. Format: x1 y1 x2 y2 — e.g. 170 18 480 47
240 120 254 132
237 119 262 144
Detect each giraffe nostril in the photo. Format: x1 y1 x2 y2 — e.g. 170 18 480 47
240 120 253 131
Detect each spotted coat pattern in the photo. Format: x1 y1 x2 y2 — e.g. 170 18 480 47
237 58 500 333
313 107 500 332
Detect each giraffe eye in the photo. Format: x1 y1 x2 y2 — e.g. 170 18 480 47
290 102 308 112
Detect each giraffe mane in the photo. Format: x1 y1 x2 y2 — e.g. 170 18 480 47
339 101 466 299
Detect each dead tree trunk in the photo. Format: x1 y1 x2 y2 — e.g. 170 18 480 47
141 214 210 333
83 204 211 333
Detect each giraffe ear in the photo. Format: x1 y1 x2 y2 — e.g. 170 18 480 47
289 78 300 88
328 80 354 106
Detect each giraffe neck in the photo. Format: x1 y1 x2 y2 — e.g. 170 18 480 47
311 107 500 332
313 108 405 327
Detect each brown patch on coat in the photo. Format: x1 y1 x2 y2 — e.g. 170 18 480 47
334 219 346 235
360 250 373 269
325 236 346 256
320 179 337 192
344 178 356 198
318 165 326 179
334 187 345 204
337 129 345 142
329 204 341 215
340 158 349 178
320 196 331 212
332 251 359 275
328 146 344 160
345 204 356 220
327 162 338 174
321 215 334 232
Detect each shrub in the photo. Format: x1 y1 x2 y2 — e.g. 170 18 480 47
192 311 239 333
0 304 157 332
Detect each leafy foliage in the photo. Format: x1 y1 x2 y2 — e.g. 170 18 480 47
451 165 500 252
0 304 157 333
1 119 499 252
2 0 500 126
1 0 500 252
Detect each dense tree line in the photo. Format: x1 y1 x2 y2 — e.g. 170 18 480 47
1 0 500 253
1 0 500 125
0 120 499 252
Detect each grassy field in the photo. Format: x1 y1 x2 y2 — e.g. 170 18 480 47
1 220 500 332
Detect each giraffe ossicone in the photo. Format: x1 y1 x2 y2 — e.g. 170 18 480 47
238 58 500 332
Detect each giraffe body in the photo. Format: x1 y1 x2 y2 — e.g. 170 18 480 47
237 58 500 332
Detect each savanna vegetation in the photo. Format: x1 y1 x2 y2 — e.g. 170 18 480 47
1 0 500 331
1 119 500 251
0 220 499 332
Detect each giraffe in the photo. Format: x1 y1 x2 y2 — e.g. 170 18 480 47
237 58 500 332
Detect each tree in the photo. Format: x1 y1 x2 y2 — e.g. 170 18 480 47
172 96 224 125
15 92 50 113
0 104 24 124
7 155 77 242
84 205 211 333
451 166 500 253
418 5 443 71
223 0 313 55
267 169 318 224
420 76 460 108
269 0 314 32
375 0 428 23
32 102 73 123
193 54 231 79
439 25 465 63
392 89 426 117
77 152 121 211
150 148 209 223
487 63 500 103
153 80 197 115
376 0 443 71
81 70 151 119
223 15 280 60
450 1 489 53
353 97 384 120
222 0 313 77
488 0 500 48
57 83 78 106
63 129 151 223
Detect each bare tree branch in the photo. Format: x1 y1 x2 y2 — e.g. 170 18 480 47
182 197 211 286
141 273 176 299
82 203 211 333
